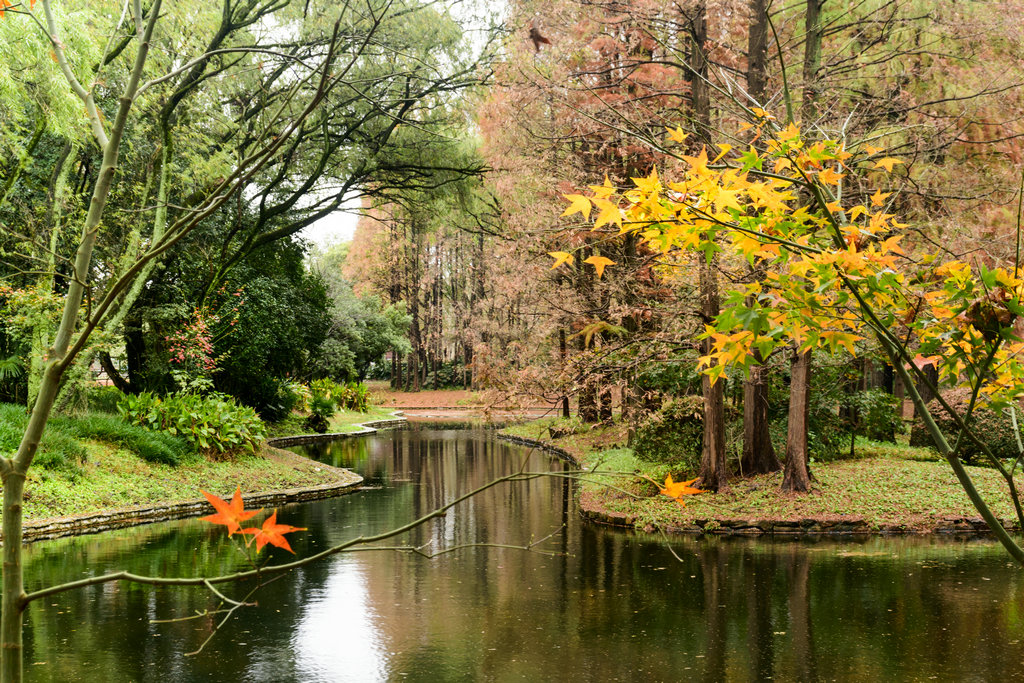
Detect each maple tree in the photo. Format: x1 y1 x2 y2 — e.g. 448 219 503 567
556 111 1024 562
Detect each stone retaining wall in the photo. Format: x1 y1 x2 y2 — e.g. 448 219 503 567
267 418 408 448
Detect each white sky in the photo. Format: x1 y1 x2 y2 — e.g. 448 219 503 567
299 194 362 247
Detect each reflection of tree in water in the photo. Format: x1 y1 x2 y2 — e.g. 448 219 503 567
17 428 1024 681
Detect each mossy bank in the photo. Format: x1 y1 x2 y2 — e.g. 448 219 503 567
500 416 1024 535
0 404 403 538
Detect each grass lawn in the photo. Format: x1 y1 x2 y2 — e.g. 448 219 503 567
328 405 403 432
502 416 1024 532
19 441 344 520
1 402 375 522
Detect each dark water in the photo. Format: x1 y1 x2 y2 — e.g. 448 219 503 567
17 425 1024 682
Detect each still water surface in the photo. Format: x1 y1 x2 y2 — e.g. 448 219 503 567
18 424 1024 681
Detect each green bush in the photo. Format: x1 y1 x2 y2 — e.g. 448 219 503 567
51 413 193 466
909 388 1023 464
632 396 704 474
118 392 266 456
844 388 904 442
0 404 86 474
304 394 334 434
85 385 125 414
546 416 590 439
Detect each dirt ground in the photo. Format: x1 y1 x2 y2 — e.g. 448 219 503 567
367 381 560 419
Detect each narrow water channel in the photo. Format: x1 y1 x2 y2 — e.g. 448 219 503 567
17 424 1024 681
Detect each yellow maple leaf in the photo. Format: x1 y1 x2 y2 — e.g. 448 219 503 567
873 157 903 172
870 189 891 206
879 234 904 255
548 251 574 269
561 194 592 220
593 198 623 230
631 167 661 194
665 126 688 144
778 122 802 143
584 255 615 279
659 474 702 503
589 175 616 200
711 143 733 163
848 205 868 221
818 167 844 185
863 143 884 155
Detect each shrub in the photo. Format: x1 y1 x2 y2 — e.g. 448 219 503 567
304 394 334 434
546 416 590 439
86 385 125 414
284 380 312 412
632 396 704 474
52 413 193 466
308 378 369 412
0 404 86 474
231 376 297 423
909 388 1023 464
118 392 266 457
844 388 904 443
338 381 369 412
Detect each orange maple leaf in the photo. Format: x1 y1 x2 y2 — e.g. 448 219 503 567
659 474 702 502
240 510 306 553
200 487 260 535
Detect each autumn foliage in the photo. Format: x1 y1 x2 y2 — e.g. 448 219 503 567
201 487 305 554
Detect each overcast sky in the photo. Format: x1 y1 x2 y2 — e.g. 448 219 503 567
298 194 361 247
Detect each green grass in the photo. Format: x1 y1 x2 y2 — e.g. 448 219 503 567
502 415 1021 531
267 406 401 437
0 403 351 519
1 404 195 470
19 441 341 519
327 406 402 433
51 413 194 466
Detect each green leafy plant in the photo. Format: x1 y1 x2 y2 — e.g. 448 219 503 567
303 394 335 434
118 392 266 457
0 404 85 475
52 413 193 466
632 396 705 475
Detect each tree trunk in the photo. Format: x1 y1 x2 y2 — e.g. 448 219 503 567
598 387 613 422
2 6 162 678
782 348 813 492
579 380 600 423
741 358 780 475
697 254 728 491
98 352 133 395
688 1 712 145
802 0 824 123
747 0 769 106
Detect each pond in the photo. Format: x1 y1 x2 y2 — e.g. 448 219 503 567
17 424 1024 681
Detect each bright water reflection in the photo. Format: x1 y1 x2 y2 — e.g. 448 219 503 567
15 424 1024 681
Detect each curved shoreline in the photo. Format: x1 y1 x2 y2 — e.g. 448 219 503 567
13 414 409 544
497 432 1013 537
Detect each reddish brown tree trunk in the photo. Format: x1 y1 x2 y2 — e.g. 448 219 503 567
747 0 768 106
741 357 780 475
697 254 728 491
782 348 813 492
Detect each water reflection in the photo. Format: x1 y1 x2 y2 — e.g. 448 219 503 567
14 425 1024 681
